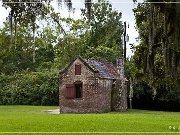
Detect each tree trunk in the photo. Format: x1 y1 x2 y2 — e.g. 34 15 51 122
32 19 36 63
147 4 155 75
14 15 17 50
9 9 14 52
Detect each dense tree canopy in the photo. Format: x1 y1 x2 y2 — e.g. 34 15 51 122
128 0 180 109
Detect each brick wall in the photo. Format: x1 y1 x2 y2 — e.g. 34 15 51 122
59 58 113 113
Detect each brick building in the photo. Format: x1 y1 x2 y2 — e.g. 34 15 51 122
59 56 127 113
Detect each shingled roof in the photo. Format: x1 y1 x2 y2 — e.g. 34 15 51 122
84 59 119 79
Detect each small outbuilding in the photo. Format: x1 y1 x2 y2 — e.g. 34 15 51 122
59 56 127 113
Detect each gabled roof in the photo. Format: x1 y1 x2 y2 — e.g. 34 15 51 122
59 56 120 80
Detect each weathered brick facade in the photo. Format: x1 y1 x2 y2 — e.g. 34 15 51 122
59 57 127 113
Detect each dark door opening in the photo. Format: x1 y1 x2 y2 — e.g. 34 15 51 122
75 82 82 98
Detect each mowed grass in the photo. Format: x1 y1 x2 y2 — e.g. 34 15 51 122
0 106 180 134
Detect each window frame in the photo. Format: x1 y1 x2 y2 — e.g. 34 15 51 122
75 64 81 75
74 81 83 99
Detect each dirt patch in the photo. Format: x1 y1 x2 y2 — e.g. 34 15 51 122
47 109 60 114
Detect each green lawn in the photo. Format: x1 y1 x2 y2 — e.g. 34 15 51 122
0 106 180 135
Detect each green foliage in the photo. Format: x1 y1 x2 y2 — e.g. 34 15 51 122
128 1 180 106
1 0 123 72
81 0 123 55
0 72 58 105
84 45 121 64
54 0 123 68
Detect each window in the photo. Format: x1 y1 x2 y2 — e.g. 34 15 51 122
65 82 83 99
75 64 81 75
65 84 75 99
75 82 82 98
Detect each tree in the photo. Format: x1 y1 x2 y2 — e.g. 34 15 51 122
134 0 180 78
130 0 180 107
0 22 36 74
52 0 124 69
81 0 123 63
2 0 52 64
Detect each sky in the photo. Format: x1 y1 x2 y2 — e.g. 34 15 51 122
0 0 142 57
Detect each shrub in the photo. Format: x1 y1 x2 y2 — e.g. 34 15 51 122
0 71 59 105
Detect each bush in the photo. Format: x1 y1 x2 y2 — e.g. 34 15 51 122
131 81 180 111
0 71 59 105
